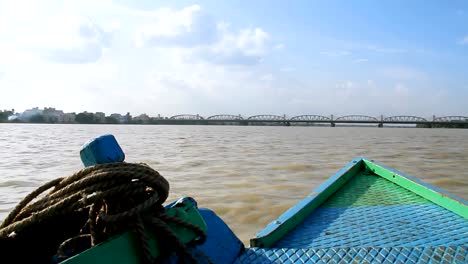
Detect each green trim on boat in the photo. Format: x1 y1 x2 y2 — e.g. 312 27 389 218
363 159 468 219
251 158 468 248
61 198 207 264
250 159 363 248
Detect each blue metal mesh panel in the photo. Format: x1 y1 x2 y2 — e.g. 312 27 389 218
234 246 468 264
274 204 467 248
237 166 467 263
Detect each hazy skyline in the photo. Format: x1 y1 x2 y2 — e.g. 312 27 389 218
0 0 467 117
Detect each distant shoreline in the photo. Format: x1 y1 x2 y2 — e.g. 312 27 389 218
1 121 467 129
2 109 467 128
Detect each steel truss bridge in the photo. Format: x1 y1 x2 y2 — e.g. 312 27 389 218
161 114 468 127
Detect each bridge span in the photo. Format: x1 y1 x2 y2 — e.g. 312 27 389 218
155 114 468 127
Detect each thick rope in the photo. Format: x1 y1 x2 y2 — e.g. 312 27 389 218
0 162 206 263
1 163 168 235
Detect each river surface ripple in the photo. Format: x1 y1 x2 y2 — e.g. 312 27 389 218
0 124 467 244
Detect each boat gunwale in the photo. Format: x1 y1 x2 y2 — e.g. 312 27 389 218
363 159 467 218
250 157 468 248
250 157 364 248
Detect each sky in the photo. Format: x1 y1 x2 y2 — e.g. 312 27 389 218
0 0 467 118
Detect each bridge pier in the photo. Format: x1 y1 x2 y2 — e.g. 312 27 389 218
331 122 335 127
378 123 383 128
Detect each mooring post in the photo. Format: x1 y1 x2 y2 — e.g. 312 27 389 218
80 134 125 167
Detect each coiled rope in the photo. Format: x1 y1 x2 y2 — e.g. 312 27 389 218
0 162 207 263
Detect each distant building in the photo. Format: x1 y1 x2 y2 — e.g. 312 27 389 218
63 113 76 123
110 113 124 123
43 107 64 123
133 113 150 123
20 107 43 121
95 112 106 123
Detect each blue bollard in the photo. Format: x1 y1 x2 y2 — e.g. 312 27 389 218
80 134 125 167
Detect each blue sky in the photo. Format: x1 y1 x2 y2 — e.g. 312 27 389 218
0 0 467 117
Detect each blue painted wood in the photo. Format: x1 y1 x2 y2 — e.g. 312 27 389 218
275 204 467 248
252 157 363 245
163 208 244 264
79 134 125 167
196 209 244 263
235 246 467 264
245 157 468 263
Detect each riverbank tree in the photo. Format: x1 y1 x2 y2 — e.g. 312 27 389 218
0 109 14 122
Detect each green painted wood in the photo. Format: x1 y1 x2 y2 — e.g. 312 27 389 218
61 200 207 264
363 160 468 219
323 172 430 207
250 159 363 248
60 231 147 264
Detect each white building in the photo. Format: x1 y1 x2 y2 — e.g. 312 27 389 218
20 107 43 121
63 113 76 123
43 107 64 123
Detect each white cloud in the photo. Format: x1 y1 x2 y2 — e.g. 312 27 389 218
135 5 218 48
458 36 468 45
40 17 112 63
0 3 112 64
0 1 277 115
194 27 270 65
214 27 270 56
135 5 271 65
0 1 465 116
1 16 111 63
